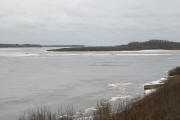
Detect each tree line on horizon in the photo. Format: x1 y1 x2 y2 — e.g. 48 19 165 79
49 40 180 51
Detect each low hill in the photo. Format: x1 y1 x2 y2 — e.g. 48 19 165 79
48 40 180 51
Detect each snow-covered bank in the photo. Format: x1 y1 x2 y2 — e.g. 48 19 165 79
144 77 167 94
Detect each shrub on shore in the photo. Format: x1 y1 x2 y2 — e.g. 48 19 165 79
168 67 180 76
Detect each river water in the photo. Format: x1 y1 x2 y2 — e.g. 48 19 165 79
0 48 179 119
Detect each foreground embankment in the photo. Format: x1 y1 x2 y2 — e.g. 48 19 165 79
19 67 180 120
109 67 180 120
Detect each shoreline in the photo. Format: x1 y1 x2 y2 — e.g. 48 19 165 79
48 48 180 52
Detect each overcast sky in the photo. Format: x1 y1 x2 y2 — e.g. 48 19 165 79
0 0 180 45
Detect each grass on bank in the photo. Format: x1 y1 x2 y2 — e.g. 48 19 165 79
19 67 180 120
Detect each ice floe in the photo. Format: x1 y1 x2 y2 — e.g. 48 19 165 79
109 95 131 102
108 82 133 89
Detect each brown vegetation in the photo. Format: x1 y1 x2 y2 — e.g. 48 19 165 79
168 67 180 76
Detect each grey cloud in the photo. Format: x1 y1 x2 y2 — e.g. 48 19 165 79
0 0 180 45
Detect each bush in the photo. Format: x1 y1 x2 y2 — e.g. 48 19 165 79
168 67 180 76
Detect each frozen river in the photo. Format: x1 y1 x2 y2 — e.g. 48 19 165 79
0 48 180 120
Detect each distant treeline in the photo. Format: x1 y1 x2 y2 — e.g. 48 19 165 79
0 44 42 48
43 45 85 47
0 44 85 48
48 40 180 51
125 40 180 50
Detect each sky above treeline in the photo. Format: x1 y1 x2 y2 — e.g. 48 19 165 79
0 0 180 45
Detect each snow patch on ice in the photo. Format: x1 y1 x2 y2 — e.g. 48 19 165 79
84 107 97 114
144 89 156 95
144 77 167 86
109 95 131 102
108 82 133 89
0 53 39 57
